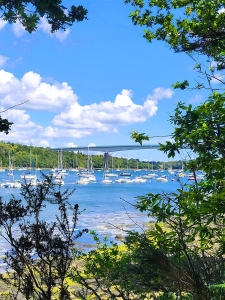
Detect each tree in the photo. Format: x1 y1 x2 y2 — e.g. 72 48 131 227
0 116 13 134
0 174 88 299
0 0 88 33
125 0 225 66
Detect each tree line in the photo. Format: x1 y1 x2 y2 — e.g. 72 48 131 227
0 141 184 170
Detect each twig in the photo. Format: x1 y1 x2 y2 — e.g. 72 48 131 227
0 100 29 113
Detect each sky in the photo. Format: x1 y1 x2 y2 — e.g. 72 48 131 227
0 0 211 161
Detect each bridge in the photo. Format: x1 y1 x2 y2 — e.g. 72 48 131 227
52 144 160 153
52 145 161 169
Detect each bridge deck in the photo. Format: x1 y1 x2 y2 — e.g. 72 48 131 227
52 144 160 152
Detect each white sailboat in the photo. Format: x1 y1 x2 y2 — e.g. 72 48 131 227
101 175 113 184
21 150 37 180
77 148 96 183
70 154 79 172
140 160 157 179
115 177 133 183
134 159 141 172
106 156 118 177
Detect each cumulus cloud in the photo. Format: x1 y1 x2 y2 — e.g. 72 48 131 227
5 16 69 41
52 87 174 134
0 70 78 111
0 68 174 145
40 126 92 139
88 143 96 147
0 107 43 145
0 19 7 30
11 20 26 37
63 142 77 148
39 17 70 42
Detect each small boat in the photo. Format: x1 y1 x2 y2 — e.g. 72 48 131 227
21 172 37 180
101 177 113 184
140 173 157 179
13 180 22 188
105 172 118 178
156 176 168 182
76 177 90 185
53 176 64 185
1 180 14 188
28 178 39 186
132 177 146 183
120 172 131 177
18 167 27 171
115 177 133 183
101 171 113 184
177 173 186 177
188 174 195 180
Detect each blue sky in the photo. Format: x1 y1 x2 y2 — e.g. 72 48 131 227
0 0 210 161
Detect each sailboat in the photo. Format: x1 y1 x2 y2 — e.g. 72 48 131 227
70 154 79 172
21 150 37 180
51 150 69 177
134 159 141 172
120 157 131 177
106 156 118 177
35 155 41 171
101 172 113 184
140 160 157 179
7 154 14 176
77 148 96 183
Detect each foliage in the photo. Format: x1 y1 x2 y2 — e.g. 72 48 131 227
124 0 225 66
0 141 184 170
0 116 13 135
70 231 141 299
130 130 150 145
0 174 88 299
0 0 88 33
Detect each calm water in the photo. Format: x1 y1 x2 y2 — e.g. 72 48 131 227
0 169 184 263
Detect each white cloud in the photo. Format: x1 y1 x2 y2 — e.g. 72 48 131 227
39 17 70 42
54 30 70 42
40 126 92 139
0 55 9 67
4 16 69 41
0 69 175 144
0 108 44 145
52 87 174 134
0 19 7 30
11 20 26 37
0 70 78 111
63 142 77 148
149 87 174 100
88 143 96 147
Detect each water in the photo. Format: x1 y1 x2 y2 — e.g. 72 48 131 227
0 169 184 264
